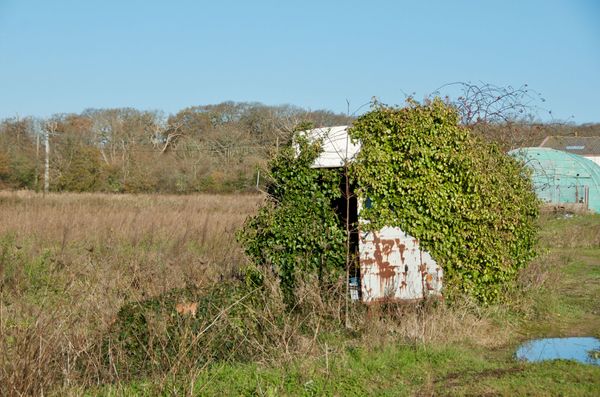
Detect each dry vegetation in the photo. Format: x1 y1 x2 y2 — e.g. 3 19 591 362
0 191 262 395
0 192 584 396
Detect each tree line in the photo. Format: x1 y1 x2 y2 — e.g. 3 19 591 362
0 102 352 193
1 97 598 194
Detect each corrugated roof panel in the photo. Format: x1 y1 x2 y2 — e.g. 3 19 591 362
539 136 600 155
297 126 361 168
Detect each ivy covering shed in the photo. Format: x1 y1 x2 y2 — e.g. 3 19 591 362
240 99 539 304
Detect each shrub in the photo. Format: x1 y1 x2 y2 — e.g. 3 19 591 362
55 146 105 192
349 99 539 303
4 152 36 189
0 151 10 182
103 282 272 379
237 136 347 306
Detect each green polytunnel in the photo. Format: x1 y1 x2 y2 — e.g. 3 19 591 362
509 147 600 213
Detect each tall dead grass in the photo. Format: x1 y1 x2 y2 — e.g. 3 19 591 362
0 191 262 395
0 191 521 396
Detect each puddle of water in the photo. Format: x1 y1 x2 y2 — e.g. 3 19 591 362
516 337 600 366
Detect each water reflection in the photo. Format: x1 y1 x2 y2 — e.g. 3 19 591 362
516 337 600 366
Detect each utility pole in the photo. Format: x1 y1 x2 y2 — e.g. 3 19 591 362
35 131 40 192
44 127 49 195
31 118 41 192
43 121 57 196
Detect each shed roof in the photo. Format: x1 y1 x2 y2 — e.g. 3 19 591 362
298 125 361 168
539 136 600 156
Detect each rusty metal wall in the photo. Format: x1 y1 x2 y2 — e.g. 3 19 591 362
359 226 443 302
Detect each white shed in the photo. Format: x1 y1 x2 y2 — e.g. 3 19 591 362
299 126 443 302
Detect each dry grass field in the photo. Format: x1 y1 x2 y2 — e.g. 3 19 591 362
1 191 599 396
0 191 263 394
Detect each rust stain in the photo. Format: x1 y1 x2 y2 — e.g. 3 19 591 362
401 264 408 289
381 239 395 257
370 233 396 295
359 227 443 302
395 239 406 263
361 257 376 265
419 251 426 274
375 253 395 280
425 273 434 290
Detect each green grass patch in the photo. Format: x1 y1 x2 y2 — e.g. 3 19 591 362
88 343 600 396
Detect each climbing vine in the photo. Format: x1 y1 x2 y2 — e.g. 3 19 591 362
238 134 347 306
349 98 539 303
240 98 539 305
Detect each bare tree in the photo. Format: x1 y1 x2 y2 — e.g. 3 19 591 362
435 82 544 125
432 82 550 150
158 121 185 154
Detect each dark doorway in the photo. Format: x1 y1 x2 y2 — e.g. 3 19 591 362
330 172 360 297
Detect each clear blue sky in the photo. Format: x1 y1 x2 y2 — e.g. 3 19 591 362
0 0 598 123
